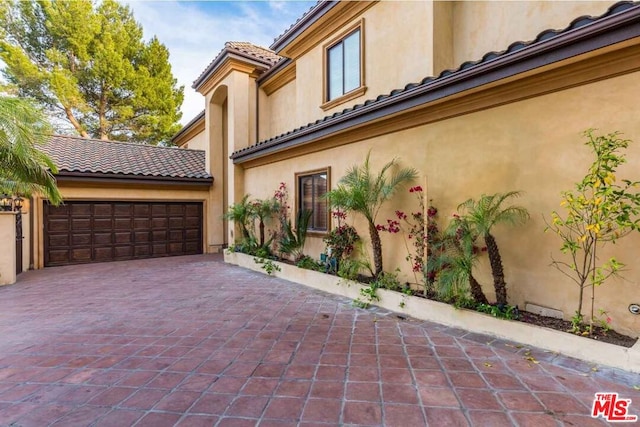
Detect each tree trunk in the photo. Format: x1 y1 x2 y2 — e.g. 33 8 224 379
469 274 489 305
259 220 265 247
64 107 88 138
369 221 383 278
485 232 507 306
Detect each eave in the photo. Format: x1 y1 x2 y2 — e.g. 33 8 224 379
55 171 213 187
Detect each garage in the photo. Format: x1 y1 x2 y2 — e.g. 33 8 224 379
44 201 203 267
33 135 213 269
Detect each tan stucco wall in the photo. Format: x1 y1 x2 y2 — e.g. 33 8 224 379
240 70 640 336
264 1 433 141
260 1 616 144
32 184 212 269
260 79 297 140
183 130 207 152
0 212 17 285
452 1 612 65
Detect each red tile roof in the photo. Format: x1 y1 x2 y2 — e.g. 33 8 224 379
41 135 211 180
193 42 282 90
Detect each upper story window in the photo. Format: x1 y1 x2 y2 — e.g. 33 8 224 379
322 20 366 110
327 29 360 100
296 168 330 233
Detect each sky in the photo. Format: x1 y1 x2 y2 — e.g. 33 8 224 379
125 1 316 125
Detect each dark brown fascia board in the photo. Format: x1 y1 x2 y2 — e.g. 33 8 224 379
171 110 205 143
232 5 640 164
270 1 340 52
256 58 293 84
193 49 275 91
55 171 213 186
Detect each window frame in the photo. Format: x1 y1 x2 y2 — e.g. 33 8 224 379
321 19 366 111
294 167 331 235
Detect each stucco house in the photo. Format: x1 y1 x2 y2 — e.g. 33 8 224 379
171 0 640 335
13 1 637 335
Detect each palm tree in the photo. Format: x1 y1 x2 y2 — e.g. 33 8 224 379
0 96 62 204
428 216 489 304
458 191 529 306
224 195 253 243
326 152 418 278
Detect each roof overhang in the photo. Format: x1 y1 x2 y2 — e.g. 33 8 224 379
232 2 640 165
270 1 374 58
193 51 274 94
172 111 205 146
55 171 213 187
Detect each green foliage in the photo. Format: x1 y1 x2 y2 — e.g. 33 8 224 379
548 130 640 333
427 216 477 303
323 210 360 261
0 0 183 144
254 257 280 276
373 270 402 291
0 95 61 204
325 151 418 278
224 195 253 242
337 258 367 281
225 194 279 254
296 255 324 271
354 282 380 309
475 303 519 320
278 209 312 262
458 191 529 306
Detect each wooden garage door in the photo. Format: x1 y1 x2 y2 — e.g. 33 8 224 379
44 201 203 267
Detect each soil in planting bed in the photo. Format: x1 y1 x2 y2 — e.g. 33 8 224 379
518 310 637 348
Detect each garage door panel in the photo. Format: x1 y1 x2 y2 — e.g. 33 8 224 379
114 246 133 258
134 231 150 242
71 204 91 215
169 217 184 228
93 247 113 261
72 248 92 262
94 219 112 230
94 204 112 216
45 201 202 266
71 234 91 246
134 205 149 216
152 244 167 255
71 218 91 230
114 232 132 244
94 233 112 245
48 219 69 232
134 218 149 229
114 218 131 230
48 249 70 264
151 217 167 228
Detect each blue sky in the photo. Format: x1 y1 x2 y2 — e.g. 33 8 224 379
126 1 316 124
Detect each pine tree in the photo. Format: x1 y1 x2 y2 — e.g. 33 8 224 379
0 0 184 145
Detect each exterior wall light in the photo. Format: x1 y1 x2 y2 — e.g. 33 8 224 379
0 194 12 211
13 196 23 211
629 304 640 315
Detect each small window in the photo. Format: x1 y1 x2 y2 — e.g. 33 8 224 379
296 169 330 232
322 20 366 110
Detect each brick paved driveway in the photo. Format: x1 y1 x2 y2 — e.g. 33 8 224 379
0 254 637 426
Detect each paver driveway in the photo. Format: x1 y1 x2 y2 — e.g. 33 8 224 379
0 254 637 426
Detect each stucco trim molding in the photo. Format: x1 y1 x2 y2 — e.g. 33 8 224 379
55 171 213 186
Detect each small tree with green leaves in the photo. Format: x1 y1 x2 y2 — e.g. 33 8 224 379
547 130 640 333
325 152 418 278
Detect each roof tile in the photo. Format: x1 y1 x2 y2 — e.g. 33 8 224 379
41 135 211 180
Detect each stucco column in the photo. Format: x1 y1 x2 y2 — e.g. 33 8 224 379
0 212 17 285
